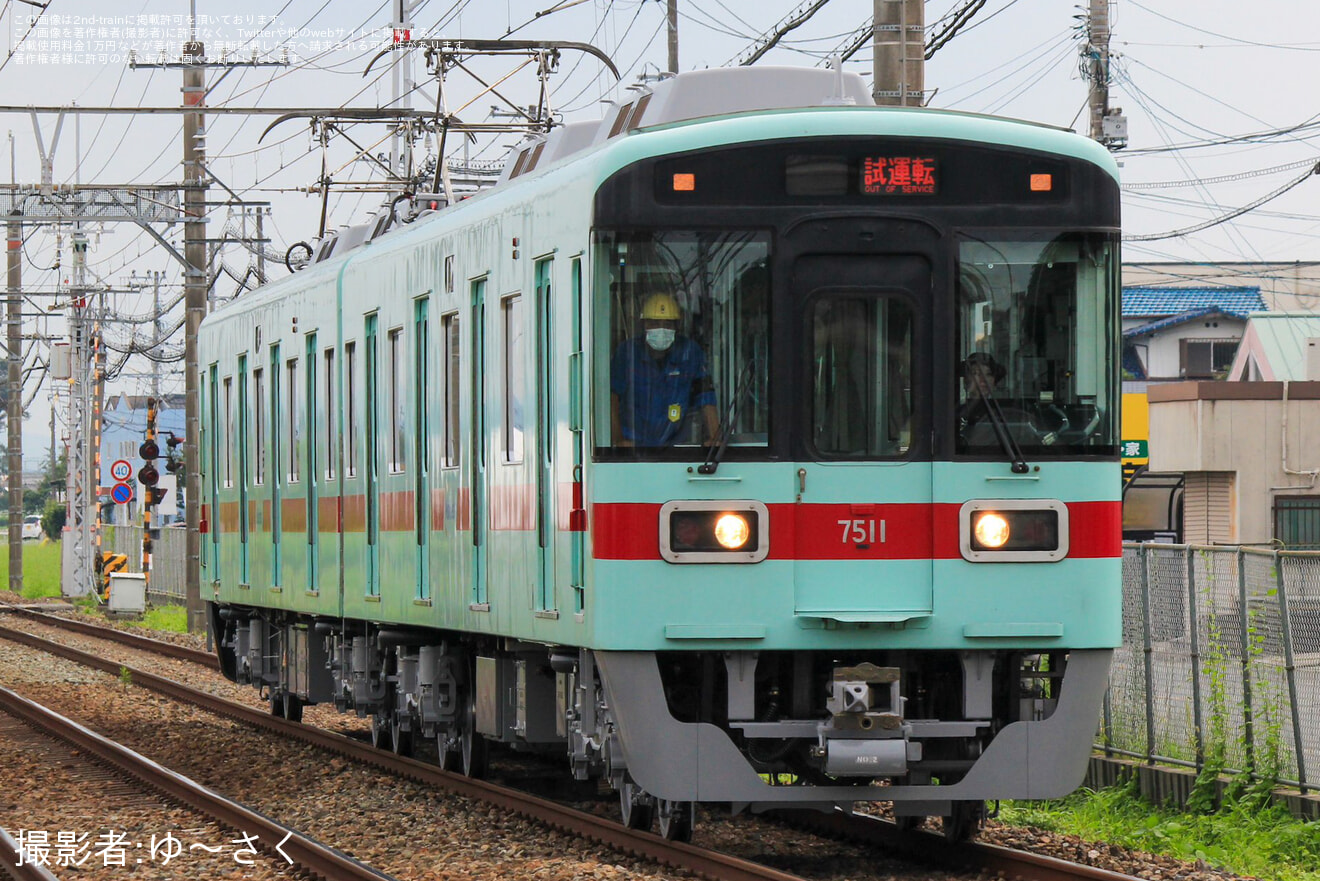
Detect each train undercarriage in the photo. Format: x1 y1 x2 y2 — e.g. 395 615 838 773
208 602 1110 842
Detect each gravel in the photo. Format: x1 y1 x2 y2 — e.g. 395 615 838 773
0 612 1263 881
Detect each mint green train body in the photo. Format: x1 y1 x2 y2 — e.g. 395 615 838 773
202 70 1122 837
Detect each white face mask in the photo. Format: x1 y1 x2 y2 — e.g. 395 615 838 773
646 328 676 351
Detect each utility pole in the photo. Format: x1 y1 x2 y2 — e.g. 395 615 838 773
182 38 207 631
1084 0 1126 149
872 0 925 106
6 210 20 593
667 0 679 74
65 230 93 596
390 1 420 178
151 270 162 400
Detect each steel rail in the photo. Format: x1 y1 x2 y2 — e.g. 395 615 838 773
780 808 1147 881
0 618 1146 881
0 685 396 881
0 623 812 881
0 604 217 667
0 826 60 881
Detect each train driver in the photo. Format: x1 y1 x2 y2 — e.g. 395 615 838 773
958 351 1006 437
610 292 720 447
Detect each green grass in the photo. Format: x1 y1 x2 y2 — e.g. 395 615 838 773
1002 783 1320 881
0 541 65 599
134 604 188 633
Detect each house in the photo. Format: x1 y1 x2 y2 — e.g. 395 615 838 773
99 393 185 525
1122 286 1266 382
1148 381 1320 547
1226 312 1320 382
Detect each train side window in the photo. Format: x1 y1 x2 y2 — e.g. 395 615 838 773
288 357 300 483
388 327 406 473
345 341 357 478
223 376 233 488
324 347 336 480
502 294 525 463
253 368 266 485
442 312 461 468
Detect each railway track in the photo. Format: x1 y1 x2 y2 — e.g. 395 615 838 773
0 684 394 881
0 609 1147 881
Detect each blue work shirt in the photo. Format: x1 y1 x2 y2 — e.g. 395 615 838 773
611 336 717 446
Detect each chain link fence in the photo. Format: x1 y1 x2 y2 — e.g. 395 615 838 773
100 525 187 604
1104 543 1320 791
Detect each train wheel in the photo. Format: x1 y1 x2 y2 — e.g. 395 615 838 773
392 714 414 757
458 709 487 778
656 799 693 842
269 692 285 718
619 778 655 831
283 694 304 724
370 712 394 751
437 727 461 772
942 800 984 843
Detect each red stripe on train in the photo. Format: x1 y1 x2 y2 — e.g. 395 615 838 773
592 501 1122 561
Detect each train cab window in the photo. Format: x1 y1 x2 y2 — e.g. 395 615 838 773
324 348 336 480
594 230 770 457
955 232 1119 456
809 295 913 457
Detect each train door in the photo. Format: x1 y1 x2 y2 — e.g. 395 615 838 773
568 258 587 615
270 343 282 589
534 258 556 613
789 238 934 623
470 279 489 607
237 355 250 586
306 333 319 593
364 313 381 598
414 297 431 601
208 364 220 587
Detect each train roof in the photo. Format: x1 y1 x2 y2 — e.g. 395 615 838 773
208 67 1118 321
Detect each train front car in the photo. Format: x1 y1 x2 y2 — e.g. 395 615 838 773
585 90 1121 838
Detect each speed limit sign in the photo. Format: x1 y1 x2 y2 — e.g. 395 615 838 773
111 459 133 482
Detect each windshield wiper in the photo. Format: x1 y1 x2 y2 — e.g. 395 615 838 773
976 386 1031 474
698 360 756 475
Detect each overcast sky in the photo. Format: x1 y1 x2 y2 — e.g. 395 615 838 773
4 0 1320 467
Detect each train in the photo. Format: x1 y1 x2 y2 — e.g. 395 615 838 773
200 65 1123 842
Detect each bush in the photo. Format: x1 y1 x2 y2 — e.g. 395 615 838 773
41 499 65 540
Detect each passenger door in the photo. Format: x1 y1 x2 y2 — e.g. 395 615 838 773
787 221 936 623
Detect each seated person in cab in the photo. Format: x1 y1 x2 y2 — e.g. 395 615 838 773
611 292 719 447
958 351 1006 438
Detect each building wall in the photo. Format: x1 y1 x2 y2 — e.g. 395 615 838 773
1148 382 1320 544
1131 317 1245 381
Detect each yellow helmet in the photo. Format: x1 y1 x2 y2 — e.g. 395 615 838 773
641 293 680 321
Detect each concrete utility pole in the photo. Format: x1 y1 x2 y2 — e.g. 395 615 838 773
1084 0 1127 149
183 40 207 632
6 211 20 593
667 0 679 74
873 0 925 106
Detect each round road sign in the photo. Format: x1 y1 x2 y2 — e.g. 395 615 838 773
112 482 134 505
111 459 133 481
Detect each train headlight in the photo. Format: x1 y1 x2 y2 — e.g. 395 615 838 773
960 499 1069 562
660 500 769 563
714 513 751 549
972 512 1011 548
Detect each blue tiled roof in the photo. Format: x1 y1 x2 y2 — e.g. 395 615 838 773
1122 285 1265 318
1123 306 1237 339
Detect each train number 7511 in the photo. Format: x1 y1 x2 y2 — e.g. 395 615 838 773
838 519 885 544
